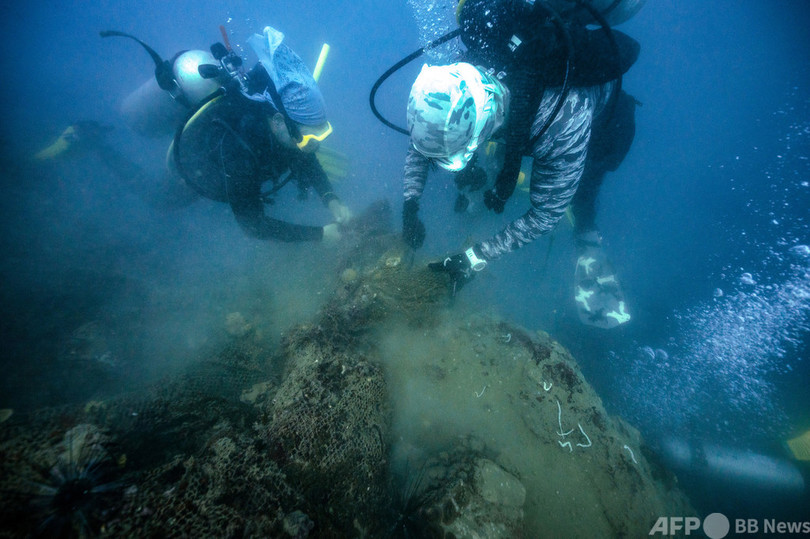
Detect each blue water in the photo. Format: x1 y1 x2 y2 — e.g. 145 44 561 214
1 0 809 529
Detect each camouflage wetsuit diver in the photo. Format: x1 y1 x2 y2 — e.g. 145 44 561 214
402 0 639 326
404 84 637 258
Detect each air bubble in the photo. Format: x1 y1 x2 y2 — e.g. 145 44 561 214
789 244 810 258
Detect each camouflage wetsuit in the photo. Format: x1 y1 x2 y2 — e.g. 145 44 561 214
403 81 615 261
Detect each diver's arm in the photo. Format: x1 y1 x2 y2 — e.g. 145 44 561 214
226 173 324 242
402 144 431 249
478 86 594 261
484 66 548 213
291 152 339 206
403 144 431 202
484 141 523 213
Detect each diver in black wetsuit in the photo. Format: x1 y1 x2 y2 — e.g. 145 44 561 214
40 27 352 243
170 27 351 243
172 74 347 242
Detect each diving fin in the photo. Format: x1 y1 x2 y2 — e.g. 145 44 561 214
316 145 349 181
35 122 113 160
786 429 810 461
574 231 630 329
35 126 77 160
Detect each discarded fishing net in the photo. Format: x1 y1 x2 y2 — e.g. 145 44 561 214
0 201 696 537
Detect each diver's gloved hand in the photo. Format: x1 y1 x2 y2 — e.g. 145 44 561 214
428 246 487 294
328 199 353 224
454 164 488 192
483 189 507 214
322 223 342 244
484 160 521 214
402 199 426 249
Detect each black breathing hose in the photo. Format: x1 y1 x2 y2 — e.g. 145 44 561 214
100 30 165 69
526 1 573 149
369 0 621 144
368 28 462 136
99 30 177 93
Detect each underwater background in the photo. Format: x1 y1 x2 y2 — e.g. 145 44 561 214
1 0 809 534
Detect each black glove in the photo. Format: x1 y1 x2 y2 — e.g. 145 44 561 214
454 164 488 192
484 160 521 214
402 199 425 249
428 246 487 295
483 189 507 214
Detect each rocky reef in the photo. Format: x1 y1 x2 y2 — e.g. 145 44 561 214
0 205 693 537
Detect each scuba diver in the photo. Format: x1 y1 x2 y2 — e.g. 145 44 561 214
44 26 352 243
389 0 642 328
167 26 352 243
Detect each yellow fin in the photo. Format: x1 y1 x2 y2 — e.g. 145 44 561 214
34 126 75 160
786 430 810 461
317 145 349 180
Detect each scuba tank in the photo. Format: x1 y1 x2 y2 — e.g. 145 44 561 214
370 0 644 137
120 54 223 140
120 77 187 138
102 31 225 137
172 50 222 105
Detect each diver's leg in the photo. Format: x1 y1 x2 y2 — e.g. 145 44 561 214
571 91 638 328
572 90 638 239
149 173 200 210
94 143 199 209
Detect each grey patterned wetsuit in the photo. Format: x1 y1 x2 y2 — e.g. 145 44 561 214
403 81 615 261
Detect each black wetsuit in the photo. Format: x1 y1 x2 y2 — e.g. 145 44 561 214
174 93 337 242
570 89 638 235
